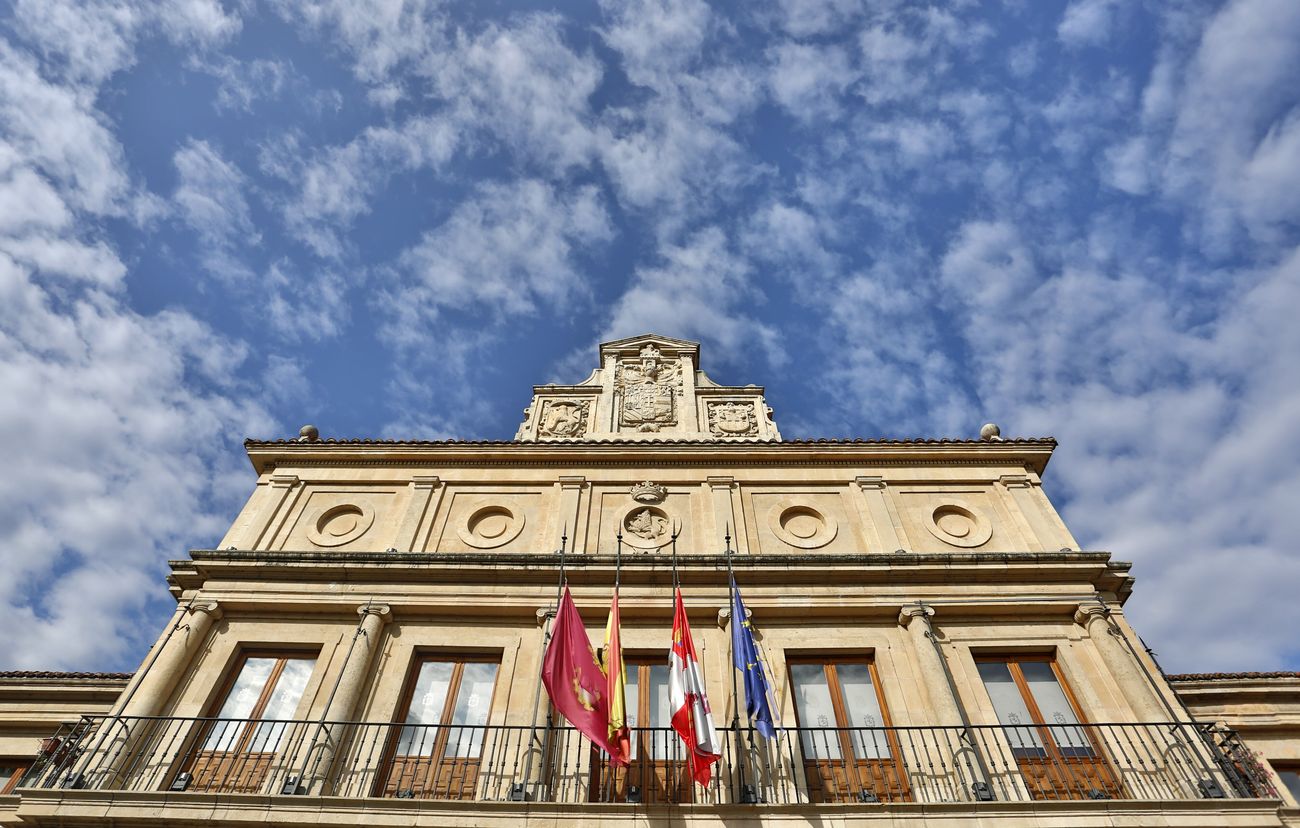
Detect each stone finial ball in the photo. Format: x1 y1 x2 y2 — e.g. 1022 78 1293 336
299 424 320 442
979 423 1001 441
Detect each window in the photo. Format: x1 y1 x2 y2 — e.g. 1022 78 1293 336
380 656 499 800
0 760 31 794
185 652 316 793
1274 764 1300 805
975 654 1121 800
787 657 909 803
591 659 690 804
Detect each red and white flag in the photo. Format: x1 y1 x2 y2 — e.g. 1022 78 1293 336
668 587 722 785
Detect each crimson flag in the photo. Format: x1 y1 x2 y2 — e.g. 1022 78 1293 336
542 585 618 758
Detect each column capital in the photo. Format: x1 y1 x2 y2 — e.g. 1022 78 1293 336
717 605 750 629
358 603 392 623
898 604 935 628
558 475 586 490
706 475 735 490
536 606 554 626
410 475 441 489
269 474 300 489
1074 601 1109 626
855 475 887 490
997 474 1033 489
188 599 223 621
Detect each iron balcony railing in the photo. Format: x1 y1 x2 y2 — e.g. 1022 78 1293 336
19 715 1273 806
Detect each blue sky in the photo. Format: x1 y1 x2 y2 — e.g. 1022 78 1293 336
1 0 1298 674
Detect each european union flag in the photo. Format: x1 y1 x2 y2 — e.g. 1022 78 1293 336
730 575 778 738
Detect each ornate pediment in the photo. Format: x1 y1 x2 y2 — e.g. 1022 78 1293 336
514 334 780 442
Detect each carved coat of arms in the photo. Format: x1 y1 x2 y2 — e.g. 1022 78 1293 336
708 402 758 436
538 400 589 438
618 345 679 432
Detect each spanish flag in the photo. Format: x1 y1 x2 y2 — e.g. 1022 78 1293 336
602 589 631 766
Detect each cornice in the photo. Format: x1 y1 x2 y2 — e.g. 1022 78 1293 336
243 438 1058 475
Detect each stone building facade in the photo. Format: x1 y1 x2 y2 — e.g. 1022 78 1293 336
1 334 1297 826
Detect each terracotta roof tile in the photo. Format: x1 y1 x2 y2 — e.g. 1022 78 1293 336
246 436 1056 447
0 670 132 681
1166 671 1300 681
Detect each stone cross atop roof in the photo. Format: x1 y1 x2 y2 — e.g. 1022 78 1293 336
515 334 781 442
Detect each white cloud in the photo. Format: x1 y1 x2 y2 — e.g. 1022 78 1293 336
1111 0 1300 255
270 0 448 85
773 0 863 38
435 17 604 170
379 179 613 351
768 42 857 123
0 252 272 668
598 227 785 370
1057 0 1120 48
265 116 459 259
173 138 259 281
598 0 711 91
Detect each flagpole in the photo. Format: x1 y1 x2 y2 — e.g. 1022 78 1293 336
724 527 756 804
518 528 568 801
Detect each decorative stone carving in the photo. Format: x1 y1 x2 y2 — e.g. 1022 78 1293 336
457 503 526 549
537 399 589 438
621 505 678 549
707 401 758 437
924 500 993 548
617 345 680 432
768 501 838 549
307 503 376 547
630 481 667 504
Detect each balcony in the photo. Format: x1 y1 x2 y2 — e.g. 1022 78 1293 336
18 715 1272 808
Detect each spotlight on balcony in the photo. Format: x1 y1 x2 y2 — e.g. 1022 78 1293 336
61 772 86 790
169 772 192 792
857 789 880 803
741 784 759 804
626 785 642 803
1086 788 1110 800
971 781 995 801
280 774 303 795
508 782 530 801
1198 779 1226 799
395 788 416 799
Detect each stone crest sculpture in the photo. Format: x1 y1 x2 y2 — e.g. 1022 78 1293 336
630 481 667 504
625 507 670 541
617 344 680 432
537 399 589 438
707 401 758 437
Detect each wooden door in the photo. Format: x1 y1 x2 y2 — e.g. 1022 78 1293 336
976 656 1122 800
592 661 692 804
789 659 910 803
380 657 499 800
187 654 315 793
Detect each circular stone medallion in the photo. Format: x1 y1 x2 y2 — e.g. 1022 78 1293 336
923 500 993 548
307 503 376 547
620 505 679 550
768 501 838 549
457 503 526 549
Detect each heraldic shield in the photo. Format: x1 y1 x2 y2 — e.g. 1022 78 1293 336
621 382 675 431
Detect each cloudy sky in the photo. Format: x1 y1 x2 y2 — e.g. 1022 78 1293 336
1 0 1298 674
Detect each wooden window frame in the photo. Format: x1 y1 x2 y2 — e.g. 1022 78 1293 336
786 654 911 803
177 648 319 793
974 652 1122 800
375 653 502 799
1273 762 1300 805
0 759 32 795
203 651 317 753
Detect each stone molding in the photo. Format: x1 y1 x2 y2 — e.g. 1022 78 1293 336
898 604 935 628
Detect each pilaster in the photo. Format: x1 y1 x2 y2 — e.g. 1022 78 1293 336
855 476 905 552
